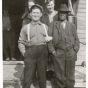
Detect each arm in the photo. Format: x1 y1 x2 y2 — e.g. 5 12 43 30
72 24 80 53
18 26 27 56
48 22 55 53
22 19 27 27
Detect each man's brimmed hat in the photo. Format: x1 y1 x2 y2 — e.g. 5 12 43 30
58 4 70 13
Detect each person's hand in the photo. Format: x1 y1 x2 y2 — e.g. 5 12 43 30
22 51 26 57
22 53 25 57
52 51 57 57
45 36 53 42
25 40 30 45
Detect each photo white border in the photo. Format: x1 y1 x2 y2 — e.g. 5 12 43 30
0 0 3 88
86 0 88 88
0 0 87 88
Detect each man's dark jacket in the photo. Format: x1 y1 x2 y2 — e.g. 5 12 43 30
48 21 80 61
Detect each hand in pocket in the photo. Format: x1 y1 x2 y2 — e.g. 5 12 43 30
52 51 57 57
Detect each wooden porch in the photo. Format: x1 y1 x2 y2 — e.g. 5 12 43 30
3 0 86 88
3 60 86 88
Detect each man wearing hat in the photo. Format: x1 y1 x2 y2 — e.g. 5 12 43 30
18 4 52 88
48 4 80 88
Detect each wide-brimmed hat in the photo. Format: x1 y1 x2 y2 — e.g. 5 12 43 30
58 4 70 13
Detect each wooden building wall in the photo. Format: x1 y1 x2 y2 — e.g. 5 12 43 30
76 0 86 62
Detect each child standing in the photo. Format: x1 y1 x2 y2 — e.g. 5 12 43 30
3 7 16 61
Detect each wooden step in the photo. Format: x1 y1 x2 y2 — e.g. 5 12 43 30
3 60 86 66
3 61 24 65
3 81 86 88
3 63 86 88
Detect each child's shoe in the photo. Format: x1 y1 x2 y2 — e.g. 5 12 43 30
11 57 16 61
6 57 10 61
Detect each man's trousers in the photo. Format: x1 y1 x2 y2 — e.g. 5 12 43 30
52 49 75 88
23 44 48 88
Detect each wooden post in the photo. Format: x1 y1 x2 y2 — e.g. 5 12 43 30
68 16 77 28
68 0 77 28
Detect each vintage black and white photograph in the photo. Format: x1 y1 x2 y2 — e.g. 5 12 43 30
2 0 86 88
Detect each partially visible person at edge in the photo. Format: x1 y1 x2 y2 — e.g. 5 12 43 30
41 0 58 26
3 7 16 61
22 0 36 27
48 4 80 88
18 4 52 88
41 0 58 79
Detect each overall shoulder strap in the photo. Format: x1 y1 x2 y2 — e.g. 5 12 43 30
42 24 48 37
27 23 30 41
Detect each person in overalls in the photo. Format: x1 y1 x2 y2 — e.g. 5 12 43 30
18 4 52 88
3 8 16 61
48 4 80 88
